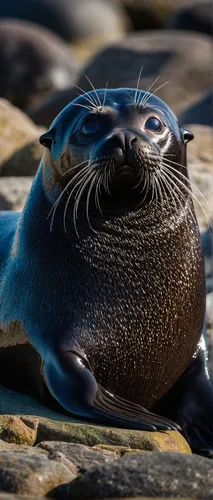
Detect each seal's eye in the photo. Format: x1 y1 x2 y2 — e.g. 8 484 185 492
144 117 163 132
81 120 100 135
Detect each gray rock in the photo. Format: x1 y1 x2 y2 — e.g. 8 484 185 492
0 177 33 211
0 495 47 499
121 0 198 30
69 451 213 499
29 30 213 126
37 441 118 472
0 99 44 175
0 19 78 110
0 0 129 44
167 1 213 36
178 88 213 127
0 452 74 496
186 124 213 233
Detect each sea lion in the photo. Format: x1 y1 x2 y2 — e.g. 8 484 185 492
0 88 213 456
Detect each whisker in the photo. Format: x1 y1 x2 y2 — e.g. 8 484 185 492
95 173 103 215
155 175 164 208
86 171 99 232
62 159 90 177
73 170 96 236
141 81 170 107
72 102 95 112
72 83 98 109
162 160 212 213
134 65 143 105
162 156 187 169
161 165 211 229
84 74 102 107
48 164 90 231
63 156 103 177
139 75 161 106
157 172 170 209
160 168 196 223
63 168 95 233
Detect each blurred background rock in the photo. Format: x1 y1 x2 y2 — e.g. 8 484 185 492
0 0 212 373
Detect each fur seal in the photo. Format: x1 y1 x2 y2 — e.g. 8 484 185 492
0 88 213 456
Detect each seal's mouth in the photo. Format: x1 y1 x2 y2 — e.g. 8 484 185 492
116 164 136 176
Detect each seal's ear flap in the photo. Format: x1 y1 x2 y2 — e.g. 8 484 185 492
39 129 55 149
181 127 194 144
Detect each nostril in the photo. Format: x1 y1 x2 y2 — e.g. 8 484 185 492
130 136 137 146
113 133 137 153
113 133 126 153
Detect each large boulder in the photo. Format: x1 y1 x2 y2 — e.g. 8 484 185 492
0 177 33 211
187 125 213 232
0 0 129 43
0 99 43 176
28 30 213 127
37 441 119 472
178 89 213 127
167 1 213 36
0 416 38 445
0 452 74 496
69 451 213 499
37 419 191 454
0 20 78 110
121 0 200 31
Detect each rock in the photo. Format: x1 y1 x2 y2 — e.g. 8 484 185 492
187 125 213 232
201 229 213 296
167 1 213 36
0 452 74 496
0 439 76 475
178 89 213 127
0 383 82 421
121 0 198 31
0 20 78 110
0 496 47 500
208 328 213 382
68 451 213 499
0 140 43 177
37 419 191 453
207 293 213 326
0 416 38 446
28 30 213 126
0 99 44 175
37 441 118 472
0 177 33 211
0 440 46 454
0 0 129 44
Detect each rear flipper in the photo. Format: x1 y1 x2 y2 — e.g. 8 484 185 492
43 348 179 431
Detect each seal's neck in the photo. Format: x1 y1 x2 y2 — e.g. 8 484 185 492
23 163 196 256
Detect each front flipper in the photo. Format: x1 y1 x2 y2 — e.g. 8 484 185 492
43 348 179 431
175 346 213 457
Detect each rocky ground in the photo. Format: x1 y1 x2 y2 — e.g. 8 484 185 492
0 1 212 498
0 412 212 499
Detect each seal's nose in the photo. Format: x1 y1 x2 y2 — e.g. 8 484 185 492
113 132 137 153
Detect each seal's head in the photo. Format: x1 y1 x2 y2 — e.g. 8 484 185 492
39 88 194 233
